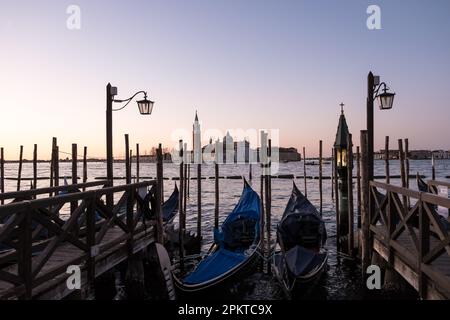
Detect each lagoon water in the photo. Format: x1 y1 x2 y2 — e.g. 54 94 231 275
2 159 450 299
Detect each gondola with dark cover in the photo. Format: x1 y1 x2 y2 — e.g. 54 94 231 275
273 182 328 294
172 179 261 294
146 184 179 223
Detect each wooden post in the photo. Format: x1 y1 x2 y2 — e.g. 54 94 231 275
178 140 185 272
136 143 140 183
385 136 390 184
214 162 219 229
334 147 340 252
405 138 410 188
347 134 354 256
18 207 32 299
260 131 267 272
264 138 272 274
71 143 78 213
1 147 4 204
49 138 55 195
33 144 37 191
183 143 187 223
331 148 334 200
125 134 133 256
303 147 307 197
86 194 96 293
17 145 23 191
249 163 252 181
398 139 408 212
356 146 361 229
125 135 131 185
54 142 59 188
156 144 164 244
187 164 190 198
431 153 436 180
319 140 323 216
360 130 370 274
129 150 133 181
83 146 88 191
418 195 429 299
197 160 202 239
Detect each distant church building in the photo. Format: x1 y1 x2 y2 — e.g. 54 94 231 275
193 111 202 164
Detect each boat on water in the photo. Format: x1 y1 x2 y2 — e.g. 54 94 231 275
272 182 328 295
145 184 179 224
172 179 261 295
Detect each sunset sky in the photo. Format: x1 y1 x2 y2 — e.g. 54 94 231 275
1 0 450 159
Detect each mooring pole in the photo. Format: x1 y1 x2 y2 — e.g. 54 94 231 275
125 135 131 185
347 134 354 256
249 163 252 181
360 130 370 275
156 144 164 244
266 139 272 274
356 146 361 229
334 147 340 252
303 147 307 197
178 139 185 273
17 145 23 191
319 140 323 216
197 163 202 239
214 140 220 230
431 153 436 180
1 147 4 204
83 146 88 191
385 136 390 184
183 143 187 225
136 143 140 183
33 144 37 192
71 143 78 213
260 131 267 272
106 83 114 210
331 148 334 200
187 164 190 198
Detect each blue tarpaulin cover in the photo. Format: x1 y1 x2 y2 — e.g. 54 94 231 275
183 249 246 284
183 181 260 285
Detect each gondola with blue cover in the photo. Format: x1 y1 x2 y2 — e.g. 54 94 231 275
173 179 261 293
273 182 328 294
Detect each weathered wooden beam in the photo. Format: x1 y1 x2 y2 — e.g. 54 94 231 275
1 147 5 204
17 145 23 192
303 147 307 197
360 130 370 275
347 134 354 256
319 140 323 216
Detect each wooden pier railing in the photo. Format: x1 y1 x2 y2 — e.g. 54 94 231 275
0 180 157 300
368 180 450 299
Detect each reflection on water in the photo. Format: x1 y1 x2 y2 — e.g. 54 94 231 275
3 159 449 299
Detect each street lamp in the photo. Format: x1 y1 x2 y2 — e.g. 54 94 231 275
366 72 395 183
106 83 154 208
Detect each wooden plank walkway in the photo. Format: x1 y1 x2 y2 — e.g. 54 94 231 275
0 180 161 300
372 226 450 299
0 223 154 299
367 181 450 299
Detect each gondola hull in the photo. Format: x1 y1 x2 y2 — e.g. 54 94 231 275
173 242 261 297
273 248 327 295
273 182 328 296
173 179 261 298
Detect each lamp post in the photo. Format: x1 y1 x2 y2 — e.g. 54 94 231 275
105 83 154 208
366 72 395 183
366 72 395 242
334 103 351 253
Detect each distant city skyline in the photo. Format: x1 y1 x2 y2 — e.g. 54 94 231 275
1 0 450 160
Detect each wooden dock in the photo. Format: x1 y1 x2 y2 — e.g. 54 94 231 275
0 180 159 300
365 180 450 299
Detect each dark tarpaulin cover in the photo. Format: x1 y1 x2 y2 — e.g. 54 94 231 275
284 245 324 277
278 183 326 250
